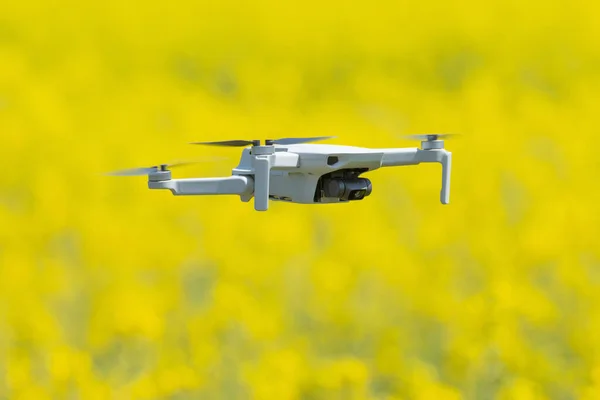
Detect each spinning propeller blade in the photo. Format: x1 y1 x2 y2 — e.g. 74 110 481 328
107 159 223 176
190 136 335 147
190 140 257 147
268 136 335 145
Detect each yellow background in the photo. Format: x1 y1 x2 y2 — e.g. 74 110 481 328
1 0 599 398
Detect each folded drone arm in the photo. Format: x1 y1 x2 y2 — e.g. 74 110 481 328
148 175 254 199
379 148 452 204
250 151 299 211
253 156 270 211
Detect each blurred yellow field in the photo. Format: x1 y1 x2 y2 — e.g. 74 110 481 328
1 0 600 398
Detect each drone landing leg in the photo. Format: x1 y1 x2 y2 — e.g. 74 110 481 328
380 148 452 204
148 176 254 198
253 156 271 211
440 152 451 204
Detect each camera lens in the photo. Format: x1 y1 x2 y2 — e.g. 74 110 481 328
325 179 346 198
349 189 367 200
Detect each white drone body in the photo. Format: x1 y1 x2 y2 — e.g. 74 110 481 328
112 136 452 211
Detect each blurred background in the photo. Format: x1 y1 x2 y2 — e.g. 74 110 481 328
1 0 600 398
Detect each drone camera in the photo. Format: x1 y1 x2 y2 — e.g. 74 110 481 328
323 177 372 201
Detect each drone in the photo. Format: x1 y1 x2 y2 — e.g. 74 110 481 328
109 135 453 211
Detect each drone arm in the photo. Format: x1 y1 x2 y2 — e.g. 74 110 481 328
380 148 422 166
379 148 452 204
148 176 254 197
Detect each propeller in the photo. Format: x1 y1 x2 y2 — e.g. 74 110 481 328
267 136 335 145
190 136 335 147
191 140 260 147
107 159 224 176
403 133 459 141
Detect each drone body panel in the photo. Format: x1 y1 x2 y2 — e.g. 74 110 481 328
230 144 391 204
267 144 385 204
